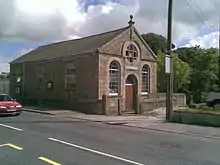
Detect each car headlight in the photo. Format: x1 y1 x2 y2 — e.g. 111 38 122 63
0 106 6 109
16 105 22 108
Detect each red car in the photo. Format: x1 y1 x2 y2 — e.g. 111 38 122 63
0 94 22 116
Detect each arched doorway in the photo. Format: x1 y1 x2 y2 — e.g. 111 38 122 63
125 74 138 113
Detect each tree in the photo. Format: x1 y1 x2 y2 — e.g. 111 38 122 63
141 33 175 55
175 46 219 103
157 51 190 93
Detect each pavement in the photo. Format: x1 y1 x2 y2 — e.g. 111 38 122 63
1 111 220 165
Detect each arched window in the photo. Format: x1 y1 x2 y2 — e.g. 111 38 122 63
109 61 120 95
125 44 138 63
142 65 150 94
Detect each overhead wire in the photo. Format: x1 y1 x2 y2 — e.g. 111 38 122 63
172 0 218 48
192 0 216 30
183 0 216 31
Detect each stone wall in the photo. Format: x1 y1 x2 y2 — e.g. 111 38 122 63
101 95 123 115
101 93 186 115
140 93 186 114
173 110 220 127
10 53 100 113
74 99 103 114
98 27 158 102
158 93 186 107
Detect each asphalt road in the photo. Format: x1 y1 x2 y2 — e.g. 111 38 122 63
0 112 220 165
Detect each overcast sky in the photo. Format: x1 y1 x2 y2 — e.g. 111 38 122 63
0 0 219 72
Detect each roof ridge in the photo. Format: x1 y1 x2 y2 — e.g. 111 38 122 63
10 25 130 64
9 47 40 64
41 26 129 48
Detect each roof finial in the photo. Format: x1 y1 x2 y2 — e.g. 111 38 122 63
128 15 135 26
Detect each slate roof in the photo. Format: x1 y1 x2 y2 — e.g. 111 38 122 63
10 26 129 64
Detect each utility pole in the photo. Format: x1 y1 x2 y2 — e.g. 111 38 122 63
218 14 220 88
165 0 173 121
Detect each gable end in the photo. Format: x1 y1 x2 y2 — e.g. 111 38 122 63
133 27 157 60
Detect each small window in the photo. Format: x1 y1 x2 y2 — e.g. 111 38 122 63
142 65 150 94
46 81 53 90
109 61 120 95
66 68 75 75
66 82 76 89
65 63 76 90
125 44 138 63
16 86 21 95
36 66 44 82
37 75 43 82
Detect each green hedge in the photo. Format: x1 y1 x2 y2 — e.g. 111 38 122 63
175 108 220 115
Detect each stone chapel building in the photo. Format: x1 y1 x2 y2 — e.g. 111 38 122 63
9 16 162 115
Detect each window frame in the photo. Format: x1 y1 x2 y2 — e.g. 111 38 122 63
64 64 76 91
15 86 21 95
125 44 138 64
109 60 120 96
141 64 150 95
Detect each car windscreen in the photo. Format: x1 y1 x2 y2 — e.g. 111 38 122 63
0 95 14 101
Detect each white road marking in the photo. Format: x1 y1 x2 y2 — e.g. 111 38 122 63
48 137 144 165
0 124 23 131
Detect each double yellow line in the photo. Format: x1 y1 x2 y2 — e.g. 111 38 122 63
0 143 61 165
0 143 23 150
38 157 61 165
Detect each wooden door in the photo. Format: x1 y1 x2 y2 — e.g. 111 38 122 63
125 84 134 111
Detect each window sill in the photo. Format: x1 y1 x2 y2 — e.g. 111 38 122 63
109 93 118 96
141 92 149 96
109 93 122 98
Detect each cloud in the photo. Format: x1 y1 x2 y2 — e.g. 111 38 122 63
1 0 219 73
0 0 219 46
0 0 85 42
135 0 219 44
19 48 33 56
75 1 139 37
0 48 35 72
0 55 12 72
184 31 219 49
